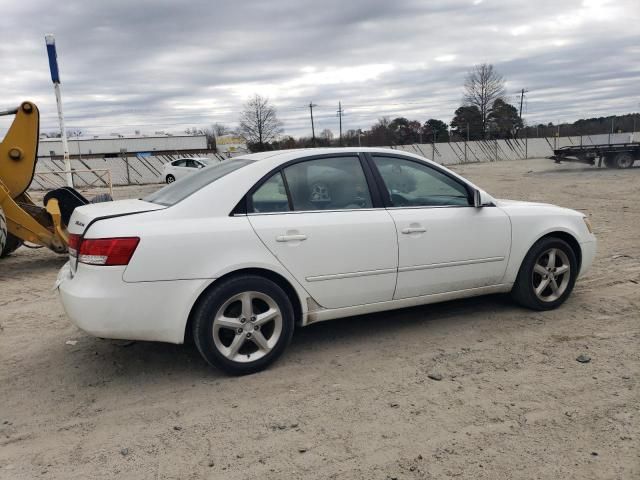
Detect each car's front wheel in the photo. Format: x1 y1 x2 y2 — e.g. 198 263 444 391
511 237 578 310
192 275 295 375
166 174 175 184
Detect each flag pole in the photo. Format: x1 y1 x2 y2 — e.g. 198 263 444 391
45 34 73 187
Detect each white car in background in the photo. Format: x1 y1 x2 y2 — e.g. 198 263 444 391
57 148 596 375
163 157 217 183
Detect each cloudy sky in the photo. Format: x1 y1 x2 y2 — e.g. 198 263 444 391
1 0 639 137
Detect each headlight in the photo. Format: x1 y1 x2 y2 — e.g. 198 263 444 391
583 216 593 234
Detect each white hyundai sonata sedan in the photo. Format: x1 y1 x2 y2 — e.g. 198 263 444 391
57 148 596 374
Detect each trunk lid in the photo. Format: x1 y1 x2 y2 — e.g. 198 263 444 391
67 199 164 274
67 199 165 236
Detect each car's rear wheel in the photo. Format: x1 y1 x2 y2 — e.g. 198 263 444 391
192 275 295 375
166 174 175 184
511 237 578 310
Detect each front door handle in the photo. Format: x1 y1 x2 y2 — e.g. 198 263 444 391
401 227 426 234
276 234 308 242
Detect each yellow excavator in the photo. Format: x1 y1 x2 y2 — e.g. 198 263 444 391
0 101 110 258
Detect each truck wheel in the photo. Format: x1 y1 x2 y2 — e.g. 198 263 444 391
613 153 634 169
603 156 615 168
1 233 22 257
0 207 23 258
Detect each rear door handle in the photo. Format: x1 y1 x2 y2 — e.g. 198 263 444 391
401 227 426 234
276 234 307 242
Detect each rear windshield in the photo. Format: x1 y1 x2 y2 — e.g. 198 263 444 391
145 159 254 206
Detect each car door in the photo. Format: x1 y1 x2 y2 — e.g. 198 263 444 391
369 154 511 299
183 159 201 177
169 159 187 179
248 154 398 309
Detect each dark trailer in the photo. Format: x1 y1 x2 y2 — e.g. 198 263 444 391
550 142 640 169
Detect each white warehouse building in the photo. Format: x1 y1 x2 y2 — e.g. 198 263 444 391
33 134 221 189
39 134 208 157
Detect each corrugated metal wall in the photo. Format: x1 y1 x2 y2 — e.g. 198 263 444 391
389 132 636 165
30 133 638 189
31 153 228 190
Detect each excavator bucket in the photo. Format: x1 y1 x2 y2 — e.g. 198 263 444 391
0 102 39 196
0 101 68 256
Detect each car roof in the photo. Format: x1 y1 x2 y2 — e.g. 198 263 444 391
233 147 424 163
223 147 482 198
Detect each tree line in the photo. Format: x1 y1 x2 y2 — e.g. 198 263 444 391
186 63 640 152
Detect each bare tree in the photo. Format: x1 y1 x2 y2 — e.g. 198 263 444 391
67 128 84 137
238 94 283 150
320 128 334 146
212 123 229 137
463 63 506 137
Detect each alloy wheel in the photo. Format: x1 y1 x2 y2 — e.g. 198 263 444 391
212 291 283 363
532 247 571 302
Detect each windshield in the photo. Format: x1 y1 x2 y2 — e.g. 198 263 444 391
145 159 254 206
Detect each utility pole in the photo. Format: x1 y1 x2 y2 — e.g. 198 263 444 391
308 102 317 147
465 122 470 163
519 88 528 120
45 34 73 187
337 102 344 146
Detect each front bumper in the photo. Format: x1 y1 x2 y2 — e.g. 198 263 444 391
578 239 597 277
57 262 209 344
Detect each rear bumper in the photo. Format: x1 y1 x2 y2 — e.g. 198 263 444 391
579 239 597 277
57 262 209 344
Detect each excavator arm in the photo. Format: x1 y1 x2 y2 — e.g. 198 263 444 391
0 101 68 256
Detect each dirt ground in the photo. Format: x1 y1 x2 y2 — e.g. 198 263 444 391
0 158 638 480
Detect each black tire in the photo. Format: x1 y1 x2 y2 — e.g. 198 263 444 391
166 175 175 184
603 156 615 168
0 207 6 257
192 275 295 375
511 236 578 311
1 233 22 258
90 193 114 203
613 153 634 169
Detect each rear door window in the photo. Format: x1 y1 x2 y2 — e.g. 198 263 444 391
282 156 372 211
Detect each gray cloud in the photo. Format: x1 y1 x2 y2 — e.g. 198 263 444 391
1 0 638 137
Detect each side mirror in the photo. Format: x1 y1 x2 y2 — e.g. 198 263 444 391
473 189 492 208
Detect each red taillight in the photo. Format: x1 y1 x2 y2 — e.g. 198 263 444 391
72 237 140 266
68 233 81 258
